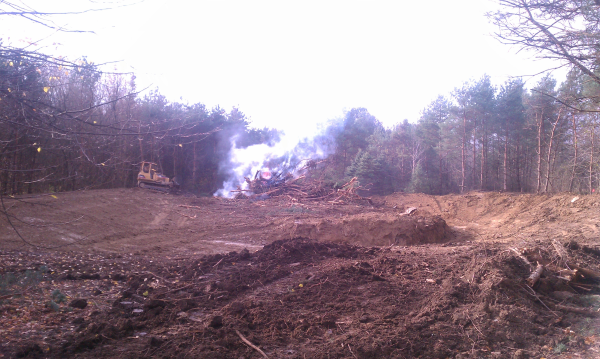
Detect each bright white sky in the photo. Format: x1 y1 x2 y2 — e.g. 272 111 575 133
1 0 564 137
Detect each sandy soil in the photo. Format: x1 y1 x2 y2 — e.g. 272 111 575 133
1 189 600 358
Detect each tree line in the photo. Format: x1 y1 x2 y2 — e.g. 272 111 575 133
329 72 598 196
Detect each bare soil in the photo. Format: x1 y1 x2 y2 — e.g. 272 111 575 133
1 189 600 358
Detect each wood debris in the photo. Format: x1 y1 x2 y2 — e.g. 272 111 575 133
231 161 372 204
513 243 600 317
527 263 544 287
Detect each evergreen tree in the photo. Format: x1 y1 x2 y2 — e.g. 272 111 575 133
346 147 395 196
496 79 525 191
332 108 383 175
407 162 436 194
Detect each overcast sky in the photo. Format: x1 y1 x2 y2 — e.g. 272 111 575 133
1 0 564 136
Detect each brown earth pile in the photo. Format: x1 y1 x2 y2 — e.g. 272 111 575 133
4 237 600 358
289 213 448 246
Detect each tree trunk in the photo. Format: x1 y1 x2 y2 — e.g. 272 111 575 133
591 126 595 194
173 144 177 179
343 149 347 176
516 138 521 192
550 144 559 190
504 126 509 191
27 148 37 194
536 110 544 193
481 131 485 189
569 113 578 192
11 130 19 194
461 112 466 193
193 141 197 186
439 153 443 194
138 116 144 162
472 133 476 190
544 109 562 193
401 144 405 184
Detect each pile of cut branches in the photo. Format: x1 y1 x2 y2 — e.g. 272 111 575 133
304 177 372 204
232 174 372 204
512 240 600 317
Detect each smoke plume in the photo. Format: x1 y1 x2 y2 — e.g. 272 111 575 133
214 126 333 198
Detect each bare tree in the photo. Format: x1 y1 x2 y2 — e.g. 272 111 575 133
490 0 600 89
0 0 135 33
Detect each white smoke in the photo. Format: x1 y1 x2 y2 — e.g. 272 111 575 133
214 125 333 198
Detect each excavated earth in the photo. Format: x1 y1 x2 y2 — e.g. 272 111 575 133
1 189 600 358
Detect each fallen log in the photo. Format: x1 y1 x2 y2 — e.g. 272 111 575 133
554 304 599 317
339 177 358 189
572 266 600 282
556 268 579 282
570 284 593 291
527 263 544 287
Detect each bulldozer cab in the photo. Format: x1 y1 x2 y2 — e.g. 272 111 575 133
140 162 157 179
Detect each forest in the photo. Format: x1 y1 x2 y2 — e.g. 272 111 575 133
1 0 600 197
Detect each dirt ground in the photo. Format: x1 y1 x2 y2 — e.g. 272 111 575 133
1 189 600 358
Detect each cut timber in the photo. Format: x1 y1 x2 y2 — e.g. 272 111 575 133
571 284 593 291
555 304 599 317
556 268 579 282
527 263 544 287
572 266 600 282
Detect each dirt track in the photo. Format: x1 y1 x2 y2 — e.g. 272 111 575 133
2 189 598 253
2 189 600 358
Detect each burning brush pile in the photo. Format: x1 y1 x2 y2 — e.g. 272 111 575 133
230 160 372 204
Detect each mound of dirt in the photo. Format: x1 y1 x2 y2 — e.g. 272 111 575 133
288 213 449 246
4 237 600 358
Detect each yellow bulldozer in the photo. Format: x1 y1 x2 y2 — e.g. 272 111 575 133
137 161 179 192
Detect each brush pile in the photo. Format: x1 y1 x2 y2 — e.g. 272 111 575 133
511 239 600 317
230 160 372 204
